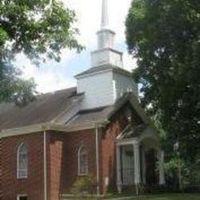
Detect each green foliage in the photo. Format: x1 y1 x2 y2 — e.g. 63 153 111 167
0 62 37 105
0 0 82 105
164 157 184 188
70 176 97 199
126 0 200 186
186 155 200 185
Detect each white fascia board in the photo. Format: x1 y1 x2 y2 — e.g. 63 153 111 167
0 120 109 139
75 69 112 80
50 123 95 133
116 138 138 146
0 123 50 139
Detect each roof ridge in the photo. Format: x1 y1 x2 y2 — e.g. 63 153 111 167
38 87 77 97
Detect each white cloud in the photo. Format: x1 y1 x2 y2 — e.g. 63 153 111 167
18 0 135 92
66 0 132 47
123 52 137 72
16 50 77 93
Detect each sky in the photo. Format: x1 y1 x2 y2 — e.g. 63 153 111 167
16 0 136 93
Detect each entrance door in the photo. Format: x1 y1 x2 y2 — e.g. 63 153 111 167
145 149 157 186
121 145 134 185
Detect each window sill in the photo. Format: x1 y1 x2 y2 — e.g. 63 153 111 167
17 177 28 180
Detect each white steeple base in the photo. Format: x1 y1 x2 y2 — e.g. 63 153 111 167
75 0 138 110
91 48 123 67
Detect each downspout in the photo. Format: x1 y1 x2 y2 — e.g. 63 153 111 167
43 129 47 200
95 123 100 196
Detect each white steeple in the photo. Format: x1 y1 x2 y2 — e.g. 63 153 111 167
75 0 138 110
101 0 109 29
97 0 115 49
91 0 123 67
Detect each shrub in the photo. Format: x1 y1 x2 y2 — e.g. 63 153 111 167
70 175 97 199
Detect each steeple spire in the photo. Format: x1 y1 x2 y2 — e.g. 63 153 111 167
97 0 115 49
101 0 109 29
90 0 123 68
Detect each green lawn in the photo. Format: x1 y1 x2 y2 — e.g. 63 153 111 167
106 193 200 200
131 193 200 200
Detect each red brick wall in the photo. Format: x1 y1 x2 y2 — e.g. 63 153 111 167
1 133 44 200
100 103 142 194
47 129 97 199
61 129 96 193
47 132 63 200
100 110 127 194
0 130 97 200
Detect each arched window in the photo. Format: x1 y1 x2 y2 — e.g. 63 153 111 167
17 143 28 179
78 146 88 175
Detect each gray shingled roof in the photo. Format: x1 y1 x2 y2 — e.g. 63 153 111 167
75 64 132 78
0 87 82 130
66 106 114 126
67 92 149 128
0 86 148 133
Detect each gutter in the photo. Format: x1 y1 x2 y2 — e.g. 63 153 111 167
0 123 95 139
43 129 47 200
95 123 100 196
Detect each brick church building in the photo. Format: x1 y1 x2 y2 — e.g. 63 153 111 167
0 0 165 199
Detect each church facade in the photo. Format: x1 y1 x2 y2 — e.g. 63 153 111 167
0 0 165 200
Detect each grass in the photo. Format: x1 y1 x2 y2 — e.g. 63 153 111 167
131 193 200 200
105 193 200 200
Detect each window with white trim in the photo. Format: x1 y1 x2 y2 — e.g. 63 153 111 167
17 143 28 179
78 146 88 175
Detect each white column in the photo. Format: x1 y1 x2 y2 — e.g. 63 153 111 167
142 148 146 184
134 141 141 184
116 145 122 193
133 142 140 195
158 150 165 185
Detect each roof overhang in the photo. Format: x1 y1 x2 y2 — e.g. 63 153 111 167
0 93 156 139
0 120 109 139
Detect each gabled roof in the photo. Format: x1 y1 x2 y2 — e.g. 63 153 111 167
0 87 83 131
57 92 150 129
0 87 150 138
75 64 132 78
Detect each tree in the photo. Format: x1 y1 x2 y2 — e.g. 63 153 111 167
126 0 200 185
0 0 82 105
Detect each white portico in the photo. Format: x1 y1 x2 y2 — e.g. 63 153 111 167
116 125 165 193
